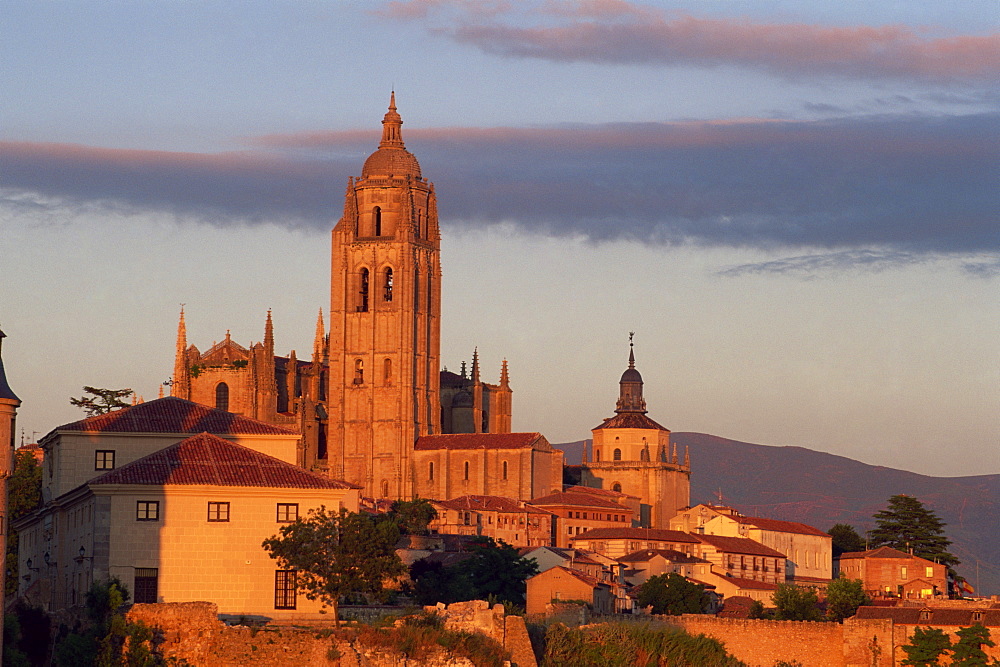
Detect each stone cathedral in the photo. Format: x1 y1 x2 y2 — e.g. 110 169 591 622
171 94 561 501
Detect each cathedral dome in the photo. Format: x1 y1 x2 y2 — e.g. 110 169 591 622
361 92 422 179
620 367 642 384
361 147 421 179
452 390 473 408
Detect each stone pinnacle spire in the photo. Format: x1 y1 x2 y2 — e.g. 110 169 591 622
380 91 404 149
313 309 325 362
264 309 274 355
500 359 509 388
471 347 480 382
172 307 190 398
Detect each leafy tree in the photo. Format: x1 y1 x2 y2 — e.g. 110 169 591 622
5 448 42 595
951 623 995 666
261 506 406 624
771 583 822 621
828 523 866 557
70 386 133 416
825 577 869 622
454 537 538 606
409 559 470 606
747 599 768 619
384 498 437 536
635 573 710 615
868 495 959 570
901 626 952 667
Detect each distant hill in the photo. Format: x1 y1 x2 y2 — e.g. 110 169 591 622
553 433 1000 595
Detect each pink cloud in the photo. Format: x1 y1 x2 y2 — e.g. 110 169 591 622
384 1 1000 81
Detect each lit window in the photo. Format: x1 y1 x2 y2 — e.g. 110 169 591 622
136 501 159 521
925 566 934 578
276 503 298 523
275 570 297 610
207 502 230 522
95 450 115 470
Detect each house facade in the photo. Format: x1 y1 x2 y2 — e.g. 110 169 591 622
837 546 948 599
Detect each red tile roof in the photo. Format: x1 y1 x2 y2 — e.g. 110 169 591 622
564 485 641 501
593 413 668 431
414 433 545 451
618 549 705 564
839 546 924 560
51 396 297 437
571 527 700 543
854 606 1000 627
695 534 786 558
89 432 357 489
529 491 632 510
436 494 550 514
535 566 606 589
731 516 830 537
721 575 779 591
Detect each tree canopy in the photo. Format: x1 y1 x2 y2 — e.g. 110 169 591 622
635 573 710 616
828 523 866 557
868 494 959 569
5 448 42 595
383 498 437 536
771 583 822 621
409 537 538 607
901 626 952 667
69 386 133 416
262 506 406 624
825 577 869 622
951 623 995 666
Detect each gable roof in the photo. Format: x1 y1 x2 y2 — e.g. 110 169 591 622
855 606 1000 627
414 432 546 451
839 546 930 561
50 396 297 437
618 549 705 564
572 527 700 543
720 575 779 591
89 432 357 489
593 412 668 431
532 565 607 589
435 494 551 514
728 515 830 538
695 534 786 558
529 491 632 511
564 485 641 501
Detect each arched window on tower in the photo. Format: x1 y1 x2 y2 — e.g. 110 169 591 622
215 382 229 411
381 480 389 497
384 267 393 301
428 461 434 481
354 359 364 384
384 358 392 385
373 207 382 236
613 448 622 461
464 461 470 481
612 482 622 493
595 449 601 462
358 268 370 312
502 461 508 480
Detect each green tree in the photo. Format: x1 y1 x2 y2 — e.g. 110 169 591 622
454 537 538 606
635 573 710 615
901 626 952 667
951 623 995 666
384 498 437 536
825 577 869 622
868 495 959 570
828 523 866 557
70 386 133 416
5 448 42 595
409 559 470 606
261 506 406 624
771 583 822 621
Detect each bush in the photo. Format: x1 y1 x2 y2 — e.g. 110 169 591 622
542 622 748 666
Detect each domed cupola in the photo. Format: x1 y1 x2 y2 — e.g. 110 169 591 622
616 333 647 414
361 92 422 179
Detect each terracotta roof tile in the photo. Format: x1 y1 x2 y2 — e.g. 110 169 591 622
89 432 358 489
436 494 549 514
571 527 699 543
593 413 668 431
854 607 1000 627
722 575 779 591
51 397 297 437
564 485 641 501
529 491 632 510
695 534 786 558
839 546 925 560
415 433 545 451
732 516 830 537
618 549 705 564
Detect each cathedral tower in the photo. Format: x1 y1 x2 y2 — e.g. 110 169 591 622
581 335 690 527
328 94 442 498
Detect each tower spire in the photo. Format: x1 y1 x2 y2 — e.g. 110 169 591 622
500 358 509 388
264 309 274 356
615 332 647 414
471 347 480 382
379 91 405 149
313 308 325 362
171 306 190 398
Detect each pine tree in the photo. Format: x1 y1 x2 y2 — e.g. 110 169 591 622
951 623 995 666
901 626 952 666
868 494 959 568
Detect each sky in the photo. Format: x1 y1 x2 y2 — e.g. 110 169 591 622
2 0 998 478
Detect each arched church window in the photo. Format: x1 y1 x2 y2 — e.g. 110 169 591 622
373 207 382 236
428 461 434 481
384 358 392 384
354 359 364 384
640 448 649 462
613 448 622 461
215 382 229 411
381 480 389 497
358 268 370 312
612 482 622 493
502 461 508 480
384 267 393 301
464 461 470 480
595 449 601 462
